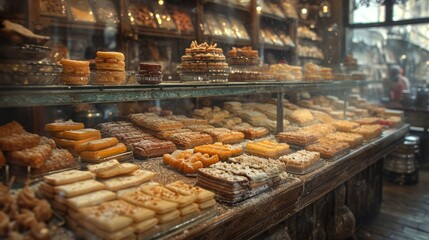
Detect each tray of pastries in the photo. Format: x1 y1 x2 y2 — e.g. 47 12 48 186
201 128 244 144
196 159 284 204
276 130 319 148
331 120 360 132
351 124 383 141
305 141 350 161
353 117 382 125
230 122 269 139
322 132 364 149
245 139 290 159
1 121 80 181
279 150 322 175
285 109 315 127
194 142 242 161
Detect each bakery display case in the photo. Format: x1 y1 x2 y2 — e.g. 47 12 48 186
0 0 412 239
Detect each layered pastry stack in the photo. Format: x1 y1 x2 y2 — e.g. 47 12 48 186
94 51 126 85
227 46 270 81
59 59 90 85
97 121 176 158
163 150 220 175
177 40 229 82
197 154 285 203
269 63 303 81
276 123 335 148
0 121 76 176
284 108 315 126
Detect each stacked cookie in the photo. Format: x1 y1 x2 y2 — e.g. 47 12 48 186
94 51 126 85
59 59 90 85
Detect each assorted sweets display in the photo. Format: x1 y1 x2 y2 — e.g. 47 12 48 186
0 91 406 237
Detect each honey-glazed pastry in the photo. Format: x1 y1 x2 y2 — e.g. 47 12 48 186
285 109 314 126
44 120 84 132
155 128 192 140
0 121 25 137
331 120 360 132
7 143 53 168
276 131 319 146
194 142 242 161
129 113 184 131
351 124 383 141
0 133 40 151
323 132 364 149
75 137 119 152
166 115 208 126
163 151 219 174
300 123 336 138
168 132 213 149
201 128 244 144
353 117 382 125
245 139 290 159
60 128 101 140
311 110 335 124
231 123 269 139
79 143 127 162
305 141 350 159
32 149 75 175
142 185 197 208
185 124 215 132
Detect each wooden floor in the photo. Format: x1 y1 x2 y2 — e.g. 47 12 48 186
356 164 429 240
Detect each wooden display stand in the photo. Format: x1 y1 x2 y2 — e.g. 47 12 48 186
168 125 408 239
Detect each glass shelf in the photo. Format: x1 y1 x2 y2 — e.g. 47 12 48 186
0 80 372 107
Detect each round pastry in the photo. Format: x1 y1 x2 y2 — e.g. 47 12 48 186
60 74 89 85
60 59 90 75
95 51 125 71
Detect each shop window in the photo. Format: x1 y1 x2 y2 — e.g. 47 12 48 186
349 0 385 24
393 0 429 21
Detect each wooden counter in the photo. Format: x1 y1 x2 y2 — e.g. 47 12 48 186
141 124 409 240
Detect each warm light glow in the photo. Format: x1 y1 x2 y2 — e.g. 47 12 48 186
301 8 308 15
158 0 164 6
401 54 407 60
322 5 329 13
256 6 262 14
